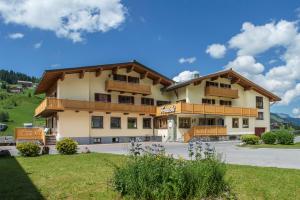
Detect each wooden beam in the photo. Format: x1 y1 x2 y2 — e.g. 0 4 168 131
153 78 161 85
95 69 102 77
244 86 252 91
79 70 85 79
59 72 65 81
231 78 240 84
140 71 148 79
112 66 119 74
126 65 134 73
194 80 202 86
210 76 219 81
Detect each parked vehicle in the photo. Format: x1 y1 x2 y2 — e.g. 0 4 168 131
0 123 8 132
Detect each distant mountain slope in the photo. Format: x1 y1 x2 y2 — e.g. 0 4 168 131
271 113 300 128
0 69 39 84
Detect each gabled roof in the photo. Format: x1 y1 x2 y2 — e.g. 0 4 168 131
166 69 281 102
35 60 174 94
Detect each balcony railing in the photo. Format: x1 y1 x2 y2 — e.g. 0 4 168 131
157 102 257 117
35 98 157 117
184 126 227 142
105 80 151 95
205 86 238 99
15 127 45 144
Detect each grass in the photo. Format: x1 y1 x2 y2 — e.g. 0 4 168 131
0 88 44 136
240 142 300 149
0 153 299 200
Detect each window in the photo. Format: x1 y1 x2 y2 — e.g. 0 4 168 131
128 117 137 129
111 117 121 129
176 99 186 103
93 138 101 144
202 98 216 104
154 117 167 129
243 118 249 128
220 83 231 89
156 100 171 106
206 81 218 87
91 116 103 128
232 118 239 128
179 118 191 128
95 93 111 102
128 76 139 83
143 118 152 129
113 74 127 81
257 112 264 120
141 97 154 105
256 96 264 109
118 95 134 104
112 137 119 143
220 100 232 106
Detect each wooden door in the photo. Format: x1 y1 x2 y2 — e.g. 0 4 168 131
255 127 266 137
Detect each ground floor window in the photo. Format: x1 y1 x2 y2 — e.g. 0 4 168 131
154 117 167 129
243 118 249 128
128 117 137 129
111 117 121 129
257 112 264 120
93 138 101 144
143 118 152 129
179 117 191 128
232 118 239 128
112 137 119 143
91 116 103 128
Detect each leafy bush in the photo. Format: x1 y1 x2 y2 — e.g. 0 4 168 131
275 130 294 145
56 138 78 155
0 110 9 122
261 132 277 144
240 134 259 145
113 141 229 199
16 142 40 157
42 146 50 155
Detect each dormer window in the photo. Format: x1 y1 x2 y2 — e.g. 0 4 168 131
113 74 127 82
206 81 218 87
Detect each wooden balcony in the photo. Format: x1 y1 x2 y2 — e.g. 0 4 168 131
35 98 157 117
205 86 238 99
157 102 257 117
15 127 45 144
105 80 151 95
184 126 227 142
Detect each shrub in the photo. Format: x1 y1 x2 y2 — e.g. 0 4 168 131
56 138 78 155
41 146 50 155
261 132 277 144
0 110 9 122
113 142 229 199
16 142 40 157
240 134 259 145
276 130 294 145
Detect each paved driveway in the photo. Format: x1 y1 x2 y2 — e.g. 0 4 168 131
3 137 300 169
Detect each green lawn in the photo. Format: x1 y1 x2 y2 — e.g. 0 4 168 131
0 153 299 200
240 142 300 149
0 88 44 136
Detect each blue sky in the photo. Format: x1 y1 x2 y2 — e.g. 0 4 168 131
0 0 300 115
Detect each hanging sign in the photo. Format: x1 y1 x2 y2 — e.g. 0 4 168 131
160 105 176 114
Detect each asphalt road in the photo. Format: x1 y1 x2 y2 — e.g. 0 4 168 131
3 137 300 169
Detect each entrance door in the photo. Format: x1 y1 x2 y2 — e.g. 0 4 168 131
255 127 266 137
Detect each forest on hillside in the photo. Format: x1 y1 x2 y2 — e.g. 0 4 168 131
0 69 39 84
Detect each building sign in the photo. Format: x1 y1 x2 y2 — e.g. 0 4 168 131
160 105 176 114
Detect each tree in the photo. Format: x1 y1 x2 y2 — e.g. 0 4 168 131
0 111 9 122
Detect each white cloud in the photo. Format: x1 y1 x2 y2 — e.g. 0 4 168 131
173 70 199 82
178 57 196 64
292 108 300 114
8 32 24 39
34 41 42 49
225 55 264 75
229 20 297 56
220 20 300 105
0 0 127 42
206 44 226 58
